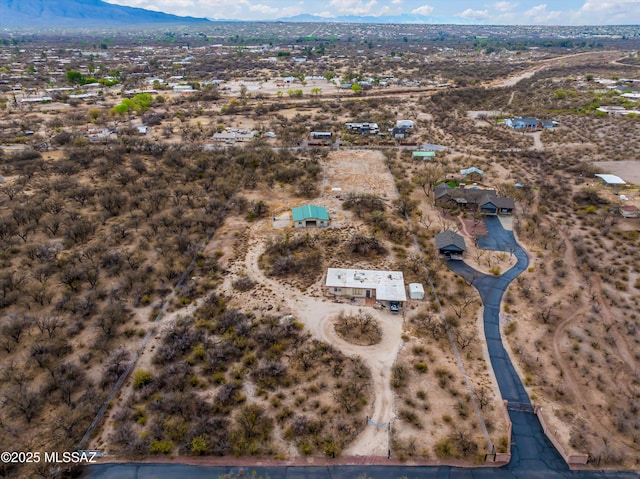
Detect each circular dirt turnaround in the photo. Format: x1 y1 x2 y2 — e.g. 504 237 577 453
333 309 383 346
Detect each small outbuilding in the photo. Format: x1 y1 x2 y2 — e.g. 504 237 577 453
292 204 330 228
409 283 425 300
435 230 466 260
620 205 639 218
412 151 436 160
595 174 626 186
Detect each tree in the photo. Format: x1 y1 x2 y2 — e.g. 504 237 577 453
351 84 362 94
66 70 84 85
393 196 418 217
413 165 444 198
4 384 42 423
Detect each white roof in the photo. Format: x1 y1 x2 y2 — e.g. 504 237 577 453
326 268 407 302
595 174 626 185
409 283 424 294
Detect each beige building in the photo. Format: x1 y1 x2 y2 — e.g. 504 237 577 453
325 268 407 303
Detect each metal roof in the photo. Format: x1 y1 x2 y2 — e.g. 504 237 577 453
292 204 329 222
460 167 484 176
412 151 436 158
595 174 626 185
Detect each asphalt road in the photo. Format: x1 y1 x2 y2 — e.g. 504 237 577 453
81 217 637 479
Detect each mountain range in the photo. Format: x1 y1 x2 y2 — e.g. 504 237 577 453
0 0 208 28
0 0 482 28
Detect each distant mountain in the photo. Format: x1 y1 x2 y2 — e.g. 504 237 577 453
0 0 209 28
273 13 482 25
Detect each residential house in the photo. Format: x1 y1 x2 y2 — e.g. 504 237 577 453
391 127 409 139
435 184 515 215
479 196 516 215
505 117 557 130
435 230 466 260
212 129 256 143
292 204 330 228
325 268 407 304
396 120 415 129
345 122 379 135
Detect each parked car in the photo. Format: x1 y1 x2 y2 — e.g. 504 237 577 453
389 301 400 313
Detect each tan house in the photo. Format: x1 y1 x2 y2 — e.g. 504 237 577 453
325 268 407 304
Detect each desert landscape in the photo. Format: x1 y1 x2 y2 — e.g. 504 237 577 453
0 20 639 479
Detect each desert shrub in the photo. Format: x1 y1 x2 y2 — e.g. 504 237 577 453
133 369 152 388
334 309 382 346
232 277 255 291
149 439 173 454
391 363 409 390
398 408 422 429
434 367 452 388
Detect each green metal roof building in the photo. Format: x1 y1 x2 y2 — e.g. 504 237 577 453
292 205 330 228
412 151 436 160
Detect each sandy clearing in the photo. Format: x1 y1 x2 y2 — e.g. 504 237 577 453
324 150 398 199
592 160 640 186
241 225 404 456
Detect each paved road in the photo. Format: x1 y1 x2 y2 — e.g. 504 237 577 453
81 217 637 479
81 462 638 478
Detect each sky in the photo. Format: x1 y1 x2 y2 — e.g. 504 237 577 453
103 0 640 24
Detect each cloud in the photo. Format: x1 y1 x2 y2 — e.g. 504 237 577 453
494 1 517 12
411 4 433 16
459 8 490 20
573 0 640 24
249 3 279 15
523 4 562 23
329 0 378 15
391 0 402 4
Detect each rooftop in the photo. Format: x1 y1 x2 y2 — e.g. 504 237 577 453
292 204 329 222
326 268 407 302
595 173 626 185
435 230 467 252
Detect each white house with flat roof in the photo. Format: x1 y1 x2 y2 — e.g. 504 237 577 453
325 268 407 303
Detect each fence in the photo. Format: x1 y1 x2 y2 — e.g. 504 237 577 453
366 417 390 429
535 405 589 465
492 400 513 463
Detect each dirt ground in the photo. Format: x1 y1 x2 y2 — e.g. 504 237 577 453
324 150 399 200
592 160 640 186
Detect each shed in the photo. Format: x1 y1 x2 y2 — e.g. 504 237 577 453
435 230 466 260
595 174 626 186
292 205 330 228
412 151 436 160
409 283 425 300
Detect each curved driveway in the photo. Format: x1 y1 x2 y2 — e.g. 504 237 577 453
81 217 637 479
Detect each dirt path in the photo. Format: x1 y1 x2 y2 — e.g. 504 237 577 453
487 51 626 89
530 131 544 151
550 230 639 454
242 223 403 456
